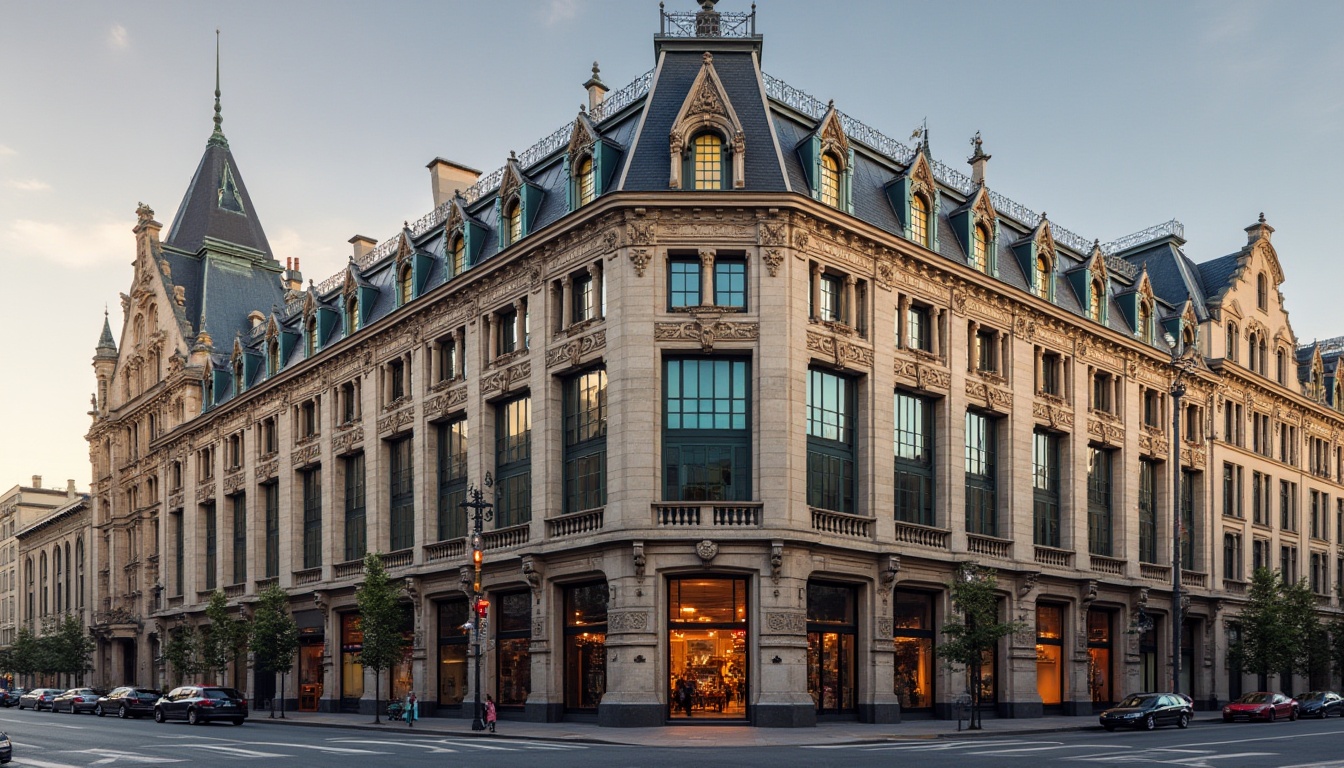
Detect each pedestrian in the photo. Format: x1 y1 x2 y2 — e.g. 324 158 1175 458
405 691 418 727
484 694 497 733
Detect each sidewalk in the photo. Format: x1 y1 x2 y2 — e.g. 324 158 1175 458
257 708 1215 747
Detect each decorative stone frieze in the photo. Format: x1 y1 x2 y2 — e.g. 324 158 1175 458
546 330 607 369
806 330 874 370
480 360 531 396
655 320 758 352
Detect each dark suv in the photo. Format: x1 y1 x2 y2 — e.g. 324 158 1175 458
95 687 161 719
153 686 247 726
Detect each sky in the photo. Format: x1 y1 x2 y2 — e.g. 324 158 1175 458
1 0 1343 490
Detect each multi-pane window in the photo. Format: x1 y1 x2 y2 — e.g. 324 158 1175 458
576 156 595 207
339 380 360 425
1309 552 1328 594
692 133 724 190
1139 459 1158 563
231 494 246 585
1038 350 1065 397
398 264 413 306
346 297 361 335
498 308 520 355
1280 424 1298 465
506 200 522 246
1091 370 1117 414
495 396 533 528
1252 413 1271 456
974 329 998 374
1223 400 1244 446
389 437 414 551
1310 490 1328 539
1281 480 1298 531
1252 471 1271 525
203 502 217 591
172 510 184 596
1032 430 1061 548
1310 437 1331 479
1034 255 1052 300
964 411 997 536
907 305 931 351
344 453 367 562
1280 545 1299 582
436 419 468 541
450 235 466 277
1252 538 1270 571
807 369 855 514
388 359 406 403
264 482 279 579
663 358 750 501
564 369 607 514
302 468 322 570
1089 279 1104 322
1181 469 1198 570
1087 448 1114 556
713 258 746 309
818 274 843 323
970 226 988 272
894 392 934 526
820 153 841 208
909 194 930 248
1223 532 1243 581
1223 462 1243 518
572 272 595 324
669 257 701 308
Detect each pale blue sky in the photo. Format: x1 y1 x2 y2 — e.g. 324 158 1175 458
1 0 1342 488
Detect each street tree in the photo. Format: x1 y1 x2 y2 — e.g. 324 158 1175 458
250 583 300 718
202 590 248 686
11 627 39 687
162 624 203 687
53 614 94 685
938 561 1024 729
1229 568 1295 689
355 552 409 724
1280 576 1329 688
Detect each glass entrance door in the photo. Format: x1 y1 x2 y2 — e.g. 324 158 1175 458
806 581 857 715
667 577 748 720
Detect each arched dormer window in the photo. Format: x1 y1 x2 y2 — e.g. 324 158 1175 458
1138 300 1153 344
1276 348 1286 384
819 153 841 208
1226 322 1238 362
576 155 595 207
346 296 361 335
971 225 989 273
1034 255 1052 301
910 194 930 248
1257 272 1268 311
1334 378 1343 412
1089 278 1105 323
691 132 726 190
450 234 466 277
1182 324 1196 352
397 262 413 307
305 315 317 358
267 337 280 377
506 198 523 246
1313 366 1325 400
233 357 244 392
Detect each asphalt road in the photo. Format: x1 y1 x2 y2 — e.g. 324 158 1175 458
0 708 1341 768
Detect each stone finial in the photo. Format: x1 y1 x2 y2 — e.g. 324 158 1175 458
968 131 991 186
1245 212 1274 244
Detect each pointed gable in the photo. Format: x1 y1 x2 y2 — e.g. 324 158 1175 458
1011 216 1057 300
668 52 747 189
795 102 854 211
949 184 999 275
497 152 546 246
884 143 941 251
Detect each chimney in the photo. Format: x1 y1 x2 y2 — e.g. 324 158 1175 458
427 158 482 209
283 257 303 292
968 132 991 187
349 235 377 262
30 475 41 488
584 61 608 112
66 479 76 497
1245 212 1274 245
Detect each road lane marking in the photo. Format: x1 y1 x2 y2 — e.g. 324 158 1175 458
66 749 184 764
8 758 84 768
326 738 459 753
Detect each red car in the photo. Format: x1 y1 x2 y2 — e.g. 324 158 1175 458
1223 692 1298 722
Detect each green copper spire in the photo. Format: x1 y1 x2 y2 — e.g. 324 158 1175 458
209 29 229 148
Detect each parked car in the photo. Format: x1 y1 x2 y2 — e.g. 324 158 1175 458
0 729 10 763
153 686 247 726
95 687 161 719
16 689 61 711
1099 692 1194 731
52 688 101 714
0 690 23 708
1294 691 1344 719
1223 691 1298 722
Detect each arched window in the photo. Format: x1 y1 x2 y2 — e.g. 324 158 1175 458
53 547 62 614
346 296 361 335
971 225 988 272
506 199 523 246
1276 348 1286 384
819 153 841 208
39 552 47 618
576 156 595 207
1226 323 1238 361
305 315 317 358
1089 279 1104 322
1247 331 1258 372
451 235 466 277
1034 255 1052 301
691 132 725 190
910 194 930 248
1257 337 1267 375
75 538 84 610
1257 272 1268 311
233 358 244 391
1182 325 1196 351
397 263 413 306
267 338 280 377
1139 301 1153 344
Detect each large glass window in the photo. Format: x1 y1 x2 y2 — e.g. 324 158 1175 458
1087 609 1113 706
1088 447 1114 556
964 411 997 536
302 468 322 569
264 482 279 579
807 581 857 714
894 392 934 525
1139 459 1158 564
437 600 469 708
231 494 246 585
1033 430 1061 548
344 453 366 562
691 133 725 190
436 418 468 541
668 577 748 720
713 258 746 309
1036 604 1064 706
669 257 702 308
807 369 855 514
495 396 532 528
564 582 608 712
564 369 607 513
495 591 532 708
662 358 751 501
893 591 935 710
203 502 217 591
820 153 841 208
341 613 363 708
389 436 414 551
910 194 930 248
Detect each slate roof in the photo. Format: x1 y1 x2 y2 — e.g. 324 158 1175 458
165 138 272 258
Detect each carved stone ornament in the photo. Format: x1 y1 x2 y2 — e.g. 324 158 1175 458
1018 571 1041 598
879 554 900 588
965 379 1013 411
764 612 807 633
655 319 759 351
545 330 607 369
629 248 652 277
607 611 649 632
769 541 783 583
762 248 783 277
757 220 786 247
521 555 544 594
425 387 468 420
806 330 874 370
696 539 719 563
602 229 619 254
377 404 415 436
480 360 530 396
333 426 365 455
632 541 646 583
459 565 474 598
627 220 656 247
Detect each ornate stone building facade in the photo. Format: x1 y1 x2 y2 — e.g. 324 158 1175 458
0 478 83 649
87 3 1344 727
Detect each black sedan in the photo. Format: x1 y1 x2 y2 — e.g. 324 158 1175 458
1099 692 1194 731
153 686 247 726
0 730 10 763
95 687 161 719
52 688 101 714
16 689 61 711
1295 691 1344 718
0 690 22 708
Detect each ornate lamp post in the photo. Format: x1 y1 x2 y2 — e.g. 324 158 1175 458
460 483 493 731
1164 332 1198 695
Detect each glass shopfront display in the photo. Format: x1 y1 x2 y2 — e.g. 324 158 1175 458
298 642 323 712
1036 605 1063 707
495 591 532 708
1180 620 1195 697
1087 609 1113 707
893 591 935 711
438 600 469 708
340 613 364 712
807 581 856 715
668 576 748 720
564 582 608 712
388 606 414 703
1139 625 1158 693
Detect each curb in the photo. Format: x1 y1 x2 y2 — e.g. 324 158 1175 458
260 716 625 745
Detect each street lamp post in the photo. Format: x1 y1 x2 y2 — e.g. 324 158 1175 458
460 484 494 732
1164 332 1197 696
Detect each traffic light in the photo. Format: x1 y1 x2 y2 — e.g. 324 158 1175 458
472 548 482 567
475 599 490 618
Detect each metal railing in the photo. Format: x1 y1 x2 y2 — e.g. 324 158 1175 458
659 6 756 37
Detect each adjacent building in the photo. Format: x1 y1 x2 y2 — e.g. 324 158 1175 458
86 2 1344 727
0 477 83 648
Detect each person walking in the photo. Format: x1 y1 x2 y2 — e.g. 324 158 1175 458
484 694 497 733
405 691 418 728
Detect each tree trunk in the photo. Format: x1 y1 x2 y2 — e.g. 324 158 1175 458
279 672 286 719
372 669 381 724
971 665 982 730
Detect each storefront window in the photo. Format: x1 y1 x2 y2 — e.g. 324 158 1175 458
438 600 469 708
1181 620 1195 697
893 591 934 710
298 643 323 712
340 613 364 712
1087 609 1113 706
668 577 748 720
807 581 856 714
564 582 608 711
496 591 532 708
389 606 414 703
1036 605 1064 706
1139 626 1158 693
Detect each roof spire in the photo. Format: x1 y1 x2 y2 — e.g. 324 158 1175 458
96 306 118 357
209 29 228 148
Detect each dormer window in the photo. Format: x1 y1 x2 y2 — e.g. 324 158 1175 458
1257 272 1268 311
346 296 361 335
233 358 244 393
1034 255 1053 301
1089 279 1105 323
1182 325 1196 352
1226 322 1238 362
267 338 280 377
305 315 317 358
691 132 725 190
450 234 466 277
576 156 595 207
506 198 523 246
397 263 413 307
971 225 989 273
910 194 930 248
1276 348 1286 384
1138 300 1154 344
820 153 841 208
